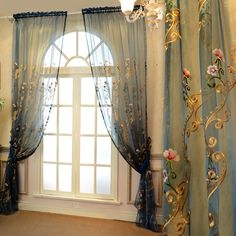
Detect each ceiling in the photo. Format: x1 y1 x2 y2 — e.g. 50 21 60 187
0 0 118 17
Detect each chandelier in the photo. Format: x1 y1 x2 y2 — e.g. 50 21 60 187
119 0 165 29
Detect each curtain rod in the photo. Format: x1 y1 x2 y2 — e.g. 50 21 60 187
0 10 82 20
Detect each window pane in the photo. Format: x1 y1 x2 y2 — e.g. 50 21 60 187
59 78 73 105
43 135 57 162
59 136 72 163
44 107 57 134
43 77 57 106
80 166 94 194
43 163 57 191
90 43 113 66
96 167 111 195
59 107 72 134
79 32 101 58
97 110 108 135
80 137 94 164
97 137 111 165
53 86 58 105
78 32 89 57
59 165 72 192
67 58 88 67
56 32 76 58
81 77 96 105
97 77 112 106
80 107 95 134
43 45 67 67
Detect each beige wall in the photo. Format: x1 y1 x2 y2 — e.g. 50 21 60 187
225 0 236 39
0 19 12 146
0 0 117 17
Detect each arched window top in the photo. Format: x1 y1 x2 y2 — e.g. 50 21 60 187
43 31 114 67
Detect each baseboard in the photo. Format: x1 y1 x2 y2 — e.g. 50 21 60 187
19 200 164 224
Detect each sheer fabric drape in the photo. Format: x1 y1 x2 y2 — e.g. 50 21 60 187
82 7 158 232
0 12 67 214
163 1 236 235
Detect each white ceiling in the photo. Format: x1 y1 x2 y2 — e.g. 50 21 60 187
0 0 118 17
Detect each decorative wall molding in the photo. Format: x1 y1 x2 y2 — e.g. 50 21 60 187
151 153 163 160
127 166 137 205
0 145 9 153
19 160 29 195
152 169 163 207
127 165 163 208
0 146 28 195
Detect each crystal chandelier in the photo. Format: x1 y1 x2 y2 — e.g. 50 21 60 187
119 0 165 29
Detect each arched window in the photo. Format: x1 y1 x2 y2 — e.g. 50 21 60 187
41 31 117 200
43 31 113 68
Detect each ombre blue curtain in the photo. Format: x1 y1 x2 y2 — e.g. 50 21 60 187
163 0 236 235
82 7 158 232
0 11 67 214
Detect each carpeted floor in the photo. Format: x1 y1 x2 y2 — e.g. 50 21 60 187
0 211 162 236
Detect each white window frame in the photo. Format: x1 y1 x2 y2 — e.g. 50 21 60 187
39 30 118 203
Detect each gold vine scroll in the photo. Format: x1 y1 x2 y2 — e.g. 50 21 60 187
165 8 181 49
198 0 210 30
204 45 236 230
163 69 203 236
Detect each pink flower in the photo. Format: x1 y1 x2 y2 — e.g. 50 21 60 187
207 65 218 76
213 48 225 62
163 148 180 162
183 68 191 78
169 149 176 159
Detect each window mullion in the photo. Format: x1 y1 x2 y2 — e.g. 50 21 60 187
73 75 81 196
56 77 60 192
76 31 79 56
94 103 97 195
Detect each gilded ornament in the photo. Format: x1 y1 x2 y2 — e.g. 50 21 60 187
212 151 224 162
208 212 215 228
165 8 181 49
208 137 217 148
214 121 223 129
198 0 210 30
198 0 207 12
215 83 223 93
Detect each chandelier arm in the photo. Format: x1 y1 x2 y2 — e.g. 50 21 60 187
120 0 166 29
125 7 145 23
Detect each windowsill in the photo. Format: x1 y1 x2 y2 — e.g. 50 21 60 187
33 193 122 206
0 146 10 161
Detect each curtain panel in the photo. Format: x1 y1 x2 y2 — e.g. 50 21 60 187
163 0 236 235
0 11 67 214
82 7 158 232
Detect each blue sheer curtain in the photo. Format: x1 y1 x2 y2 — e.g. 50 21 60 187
82 7 158 232
163 1 236 235
0 11 67 214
